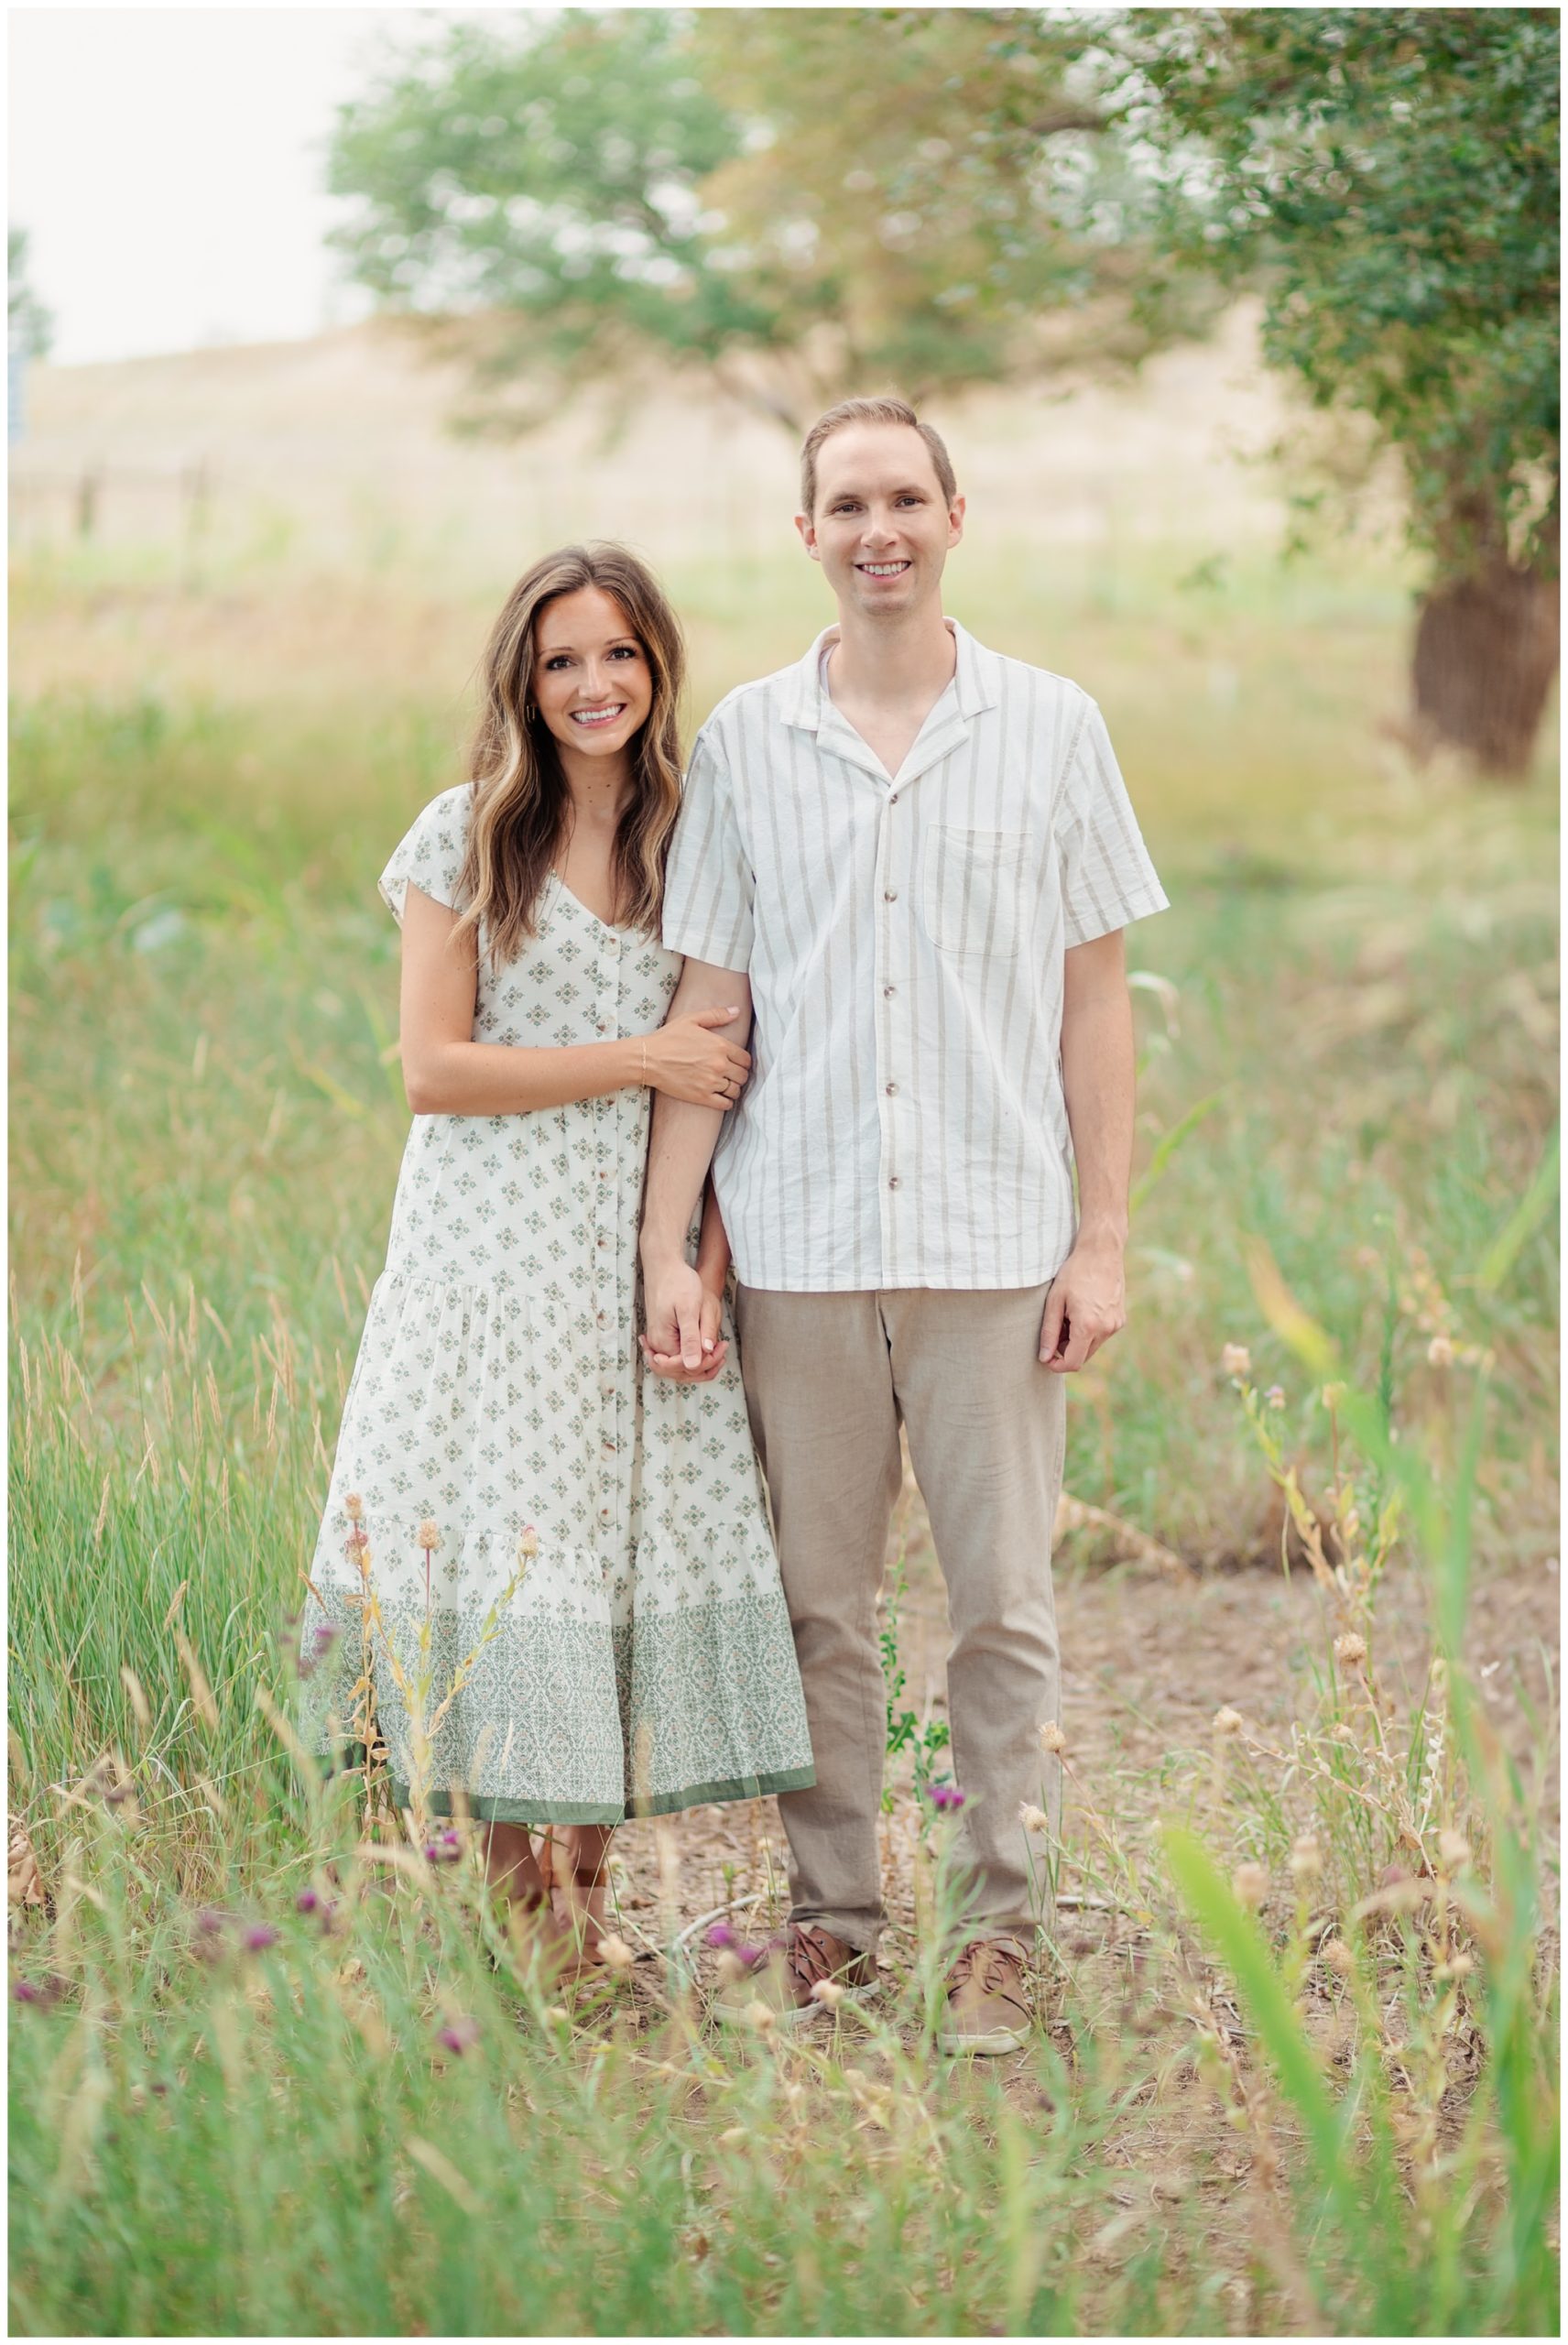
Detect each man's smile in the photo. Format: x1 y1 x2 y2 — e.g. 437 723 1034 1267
855 560 911 578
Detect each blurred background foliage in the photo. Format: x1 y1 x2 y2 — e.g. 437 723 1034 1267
326 5 1558 772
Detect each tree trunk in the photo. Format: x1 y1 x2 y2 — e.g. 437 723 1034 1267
1410 551 1560 778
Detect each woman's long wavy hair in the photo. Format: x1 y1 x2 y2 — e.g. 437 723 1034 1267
454 543 686 965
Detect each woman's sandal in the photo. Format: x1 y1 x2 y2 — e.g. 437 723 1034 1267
539 1828 618 1975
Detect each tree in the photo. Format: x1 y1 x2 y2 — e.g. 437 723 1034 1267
8 230 52 360
1128 7 1559 775
327 7 1220 434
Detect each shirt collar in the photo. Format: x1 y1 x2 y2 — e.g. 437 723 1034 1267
782 615 1001 730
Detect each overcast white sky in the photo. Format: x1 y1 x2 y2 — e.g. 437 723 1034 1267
9 6 492 365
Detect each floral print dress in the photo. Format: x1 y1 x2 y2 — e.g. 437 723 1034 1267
298 785 814 1825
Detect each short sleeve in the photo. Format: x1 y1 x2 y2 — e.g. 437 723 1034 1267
1055 700 1169 948
661 726 755 971
378 788 472 927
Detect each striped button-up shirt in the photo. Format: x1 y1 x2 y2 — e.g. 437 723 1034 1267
661 617 1168 1292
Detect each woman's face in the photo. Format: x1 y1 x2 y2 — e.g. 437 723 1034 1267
531 588 654 765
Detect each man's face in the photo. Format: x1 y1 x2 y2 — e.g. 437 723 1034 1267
797 423 964 618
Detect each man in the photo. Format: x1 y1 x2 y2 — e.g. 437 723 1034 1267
640 396 1167 2055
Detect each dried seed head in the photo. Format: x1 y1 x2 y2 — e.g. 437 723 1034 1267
1334 1631 1367 1668
1438 1952 1473 1980
1438 1828 1472 1873
1213 1707 1245 1738
1426 1334 1455 1369
1321 1937 1355 1977
595 1933 636 1973
1321 1382 1346 1412
343 1493 365 1522
810 1979 845 2010
546 2003 570 2024
1038 1721 1068 1756
1231 1861 1269 1910
517 1523 539 1559
1221 1344 1252 1380
715 1948 748 1985
1340 1507 1362 1544
1018 1803 1051 1834
1289 1836 1323 1881
417 1520 441 1553
744 1999 776 2033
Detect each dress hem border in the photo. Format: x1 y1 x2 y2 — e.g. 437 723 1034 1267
387 1764 816 1827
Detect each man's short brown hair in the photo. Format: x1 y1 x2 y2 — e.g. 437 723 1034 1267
800 397 958 518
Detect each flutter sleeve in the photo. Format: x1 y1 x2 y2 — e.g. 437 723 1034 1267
378 786 472 927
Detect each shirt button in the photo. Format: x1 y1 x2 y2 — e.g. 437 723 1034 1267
596 1310 607 1326
885 1083 898 1096
883 985 896 998
884 889 898 902
888 1175 901 1189
888 793 899 806
596 1020 609 1034
597 1236 609 1250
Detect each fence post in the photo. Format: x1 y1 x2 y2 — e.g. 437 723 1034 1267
184 460 211 540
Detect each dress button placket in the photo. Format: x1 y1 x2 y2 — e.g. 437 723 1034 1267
595 931 625 1565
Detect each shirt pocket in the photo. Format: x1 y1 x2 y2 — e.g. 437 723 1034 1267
919 826 1030 961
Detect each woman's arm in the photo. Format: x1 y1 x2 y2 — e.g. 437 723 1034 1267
397 885 751 1117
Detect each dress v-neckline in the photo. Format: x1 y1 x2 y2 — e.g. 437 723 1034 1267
548 869 637 937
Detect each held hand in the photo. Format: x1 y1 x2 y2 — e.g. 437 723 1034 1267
1039 1237 1127 1373
641 1259 715 1377
642 1008 751 1110
641 1284 726 1383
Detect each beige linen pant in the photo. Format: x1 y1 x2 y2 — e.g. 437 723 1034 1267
734 1282 1066 1958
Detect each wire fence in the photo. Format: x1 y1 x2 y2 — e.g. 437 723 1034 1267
10 461 215 544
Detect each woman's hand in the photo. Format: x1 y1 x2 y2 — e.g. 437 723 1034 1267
640 1282 727 1383
642 1007 751 1109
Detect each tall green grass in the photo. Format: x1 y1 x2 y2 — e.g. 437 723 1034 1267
10 545 1558 2332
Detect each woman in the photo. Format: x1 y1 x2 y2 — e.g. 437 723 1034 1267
299 544 813 1962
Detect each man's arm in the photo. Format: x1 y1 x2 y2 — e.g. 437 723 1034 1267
641 955 752 1371
1040 929 1136 1372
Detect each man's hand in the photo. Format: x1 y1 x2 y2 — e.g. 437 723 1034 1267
641 1259 723 1380
640 1282 726 1383
1039 1233 1127 1372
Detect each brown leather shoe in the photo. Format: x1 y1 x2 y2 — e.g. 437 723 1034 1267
758 1923 877 2026
939 1937 1033 2056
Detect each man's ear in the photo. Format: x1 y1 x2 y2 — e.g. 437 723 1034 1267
947 494 966 549
794 512 822 562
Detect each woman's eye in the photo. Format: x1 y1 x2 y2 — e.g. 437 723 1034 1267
609 645 640 660
544 654 572 670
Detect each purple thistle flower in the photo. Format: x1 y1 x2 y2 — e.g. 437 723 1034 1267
296 1888 321 1914
441 1827 461 1849
299 1621 341 1682
704 1925 738 1950
437 2015 479 2056
12 1978 43 2003
735 1943 767 1969
242 1923 279 1953
928 1783 966 1813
